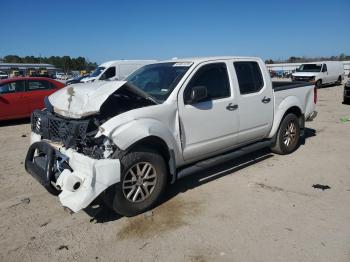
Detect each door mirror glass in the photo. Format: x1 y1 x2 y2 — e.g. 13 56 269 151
188 85 208 104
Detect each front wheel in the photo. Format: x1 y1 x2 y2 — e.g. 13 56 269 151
271 113 300 155
104 147 168 217
315 80 322 89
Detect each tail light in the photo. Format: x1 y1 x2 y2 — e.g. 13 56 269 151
314 86 317 104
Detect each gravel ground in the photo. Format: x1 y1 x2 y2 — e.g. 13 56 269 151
0 81 349 262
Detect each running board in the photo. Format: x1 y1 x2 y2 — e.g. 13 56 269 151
177 140 273 180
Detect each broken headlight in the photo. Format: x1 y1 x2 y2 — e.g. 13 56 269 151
82 135 116 159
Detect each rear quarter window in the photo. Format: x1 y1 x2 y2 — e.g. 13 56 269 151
27 80 52 91
234 61 264 95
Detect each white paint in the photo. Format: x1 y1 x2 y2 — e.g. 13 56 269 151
55 146 120 212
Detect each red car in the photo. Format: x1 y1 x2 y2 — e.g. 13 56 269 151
0 77 65 121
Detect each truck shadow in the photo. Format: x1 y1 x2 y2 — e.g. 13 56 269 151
86 127 316 223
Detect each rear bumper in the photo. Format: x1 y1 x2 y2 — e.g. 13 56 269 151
25 139 121 212
306 111 318 121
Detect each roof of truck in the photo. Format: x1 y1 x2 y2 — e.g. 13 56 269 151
162 56 261 64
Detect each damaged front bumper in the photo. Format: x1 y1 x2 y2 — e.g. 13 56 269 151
25 138 120 213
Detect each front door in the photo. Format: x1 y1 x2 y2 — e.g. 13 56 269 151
233 60 274 144
178 62 239 161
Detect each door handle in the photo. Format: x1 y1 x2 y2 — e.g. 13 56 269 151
226 103 238 111
262 97 271 103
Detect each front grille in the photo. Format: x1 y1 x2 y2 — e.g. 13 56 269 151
31 110 90 146
294 76 312 81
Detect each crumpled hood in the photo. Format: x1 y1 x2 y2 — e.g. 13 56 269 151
292 72 319 77
48 81 127 118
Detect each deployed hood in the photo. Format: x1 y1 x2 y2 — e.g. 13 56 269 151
292 72 319 77
48 81 156 119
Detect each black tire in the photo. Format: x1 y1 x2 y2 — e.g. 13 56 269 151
104 147 168 217
315 80 322 89
344 97 350 104
270 113 300 155
336 76 342 86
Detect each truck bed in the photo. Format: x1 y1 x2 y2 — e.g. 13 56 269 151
272 81 313 92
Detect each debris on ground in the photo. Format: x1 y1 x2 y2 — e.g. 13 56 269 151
340 117 350 123
7 197 30 209
58 245 69 250
40 220 51 227
312 184 331 191
21 134 27 137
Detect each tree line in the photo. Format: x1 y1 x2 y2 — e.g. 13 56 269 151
265 53 350 64
0 55 98 71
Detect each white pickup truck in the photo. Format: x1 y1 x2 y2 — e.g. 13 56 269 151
25 57 317 216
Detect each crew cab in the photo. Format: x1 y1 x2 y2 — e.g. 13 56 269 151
292 61 344 88
25 57 317 216
0 77 65 121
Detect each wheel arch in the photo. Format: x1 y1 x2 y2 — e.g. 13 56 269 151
268 96 304 139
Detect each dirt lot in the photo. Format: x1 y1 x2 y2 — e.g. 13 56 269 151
1 82 350 262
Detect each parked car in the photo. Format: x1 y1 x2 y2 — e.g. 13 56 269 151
25 57 317 216
0 77 65 121
343 79 350 104
0 71 8 79
54 72 65 80
81 60 156 83
292 61 344 88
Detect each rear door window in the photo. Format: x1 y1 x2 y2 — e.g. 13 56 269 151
27 80 52 91
184 63 230 103
234 61 264 94
0 81 25 94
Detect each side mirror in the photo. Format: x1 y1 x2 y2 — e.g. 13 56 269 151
188 85 208 104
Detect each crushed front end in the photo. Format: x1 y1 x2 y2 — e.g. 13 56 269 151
25 109 121 212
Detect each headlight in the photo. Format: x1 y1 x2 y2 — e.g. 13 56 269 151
346 80 350 87
310 76 315 81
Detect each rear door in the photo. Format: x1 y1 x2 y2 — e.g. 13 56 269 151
0 80 28 120
178 61 240 161
233 60 274 144
26 79 56 113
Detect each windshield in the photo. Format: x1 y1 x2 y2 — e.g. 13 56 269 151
297 64 322 72
90 66 106 77
126 62 192 102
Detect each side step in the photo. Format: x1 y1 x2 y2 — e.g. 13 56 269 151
177 140 273 180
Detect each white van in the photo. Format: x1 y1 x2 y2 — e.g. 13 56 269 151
292 61 344 88
81 60 156 83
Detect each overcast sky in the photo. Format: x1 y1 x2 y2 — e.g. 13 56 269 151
1 0 349 63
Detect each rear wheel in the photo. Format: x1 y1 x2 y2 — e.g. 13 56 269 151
336 76 342 86
271 113 300 155
344 96 350 104
104 147 168 217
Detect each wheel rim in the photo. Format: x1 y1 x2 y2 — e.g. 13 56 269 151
283 121 297 148
122 162 157 203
